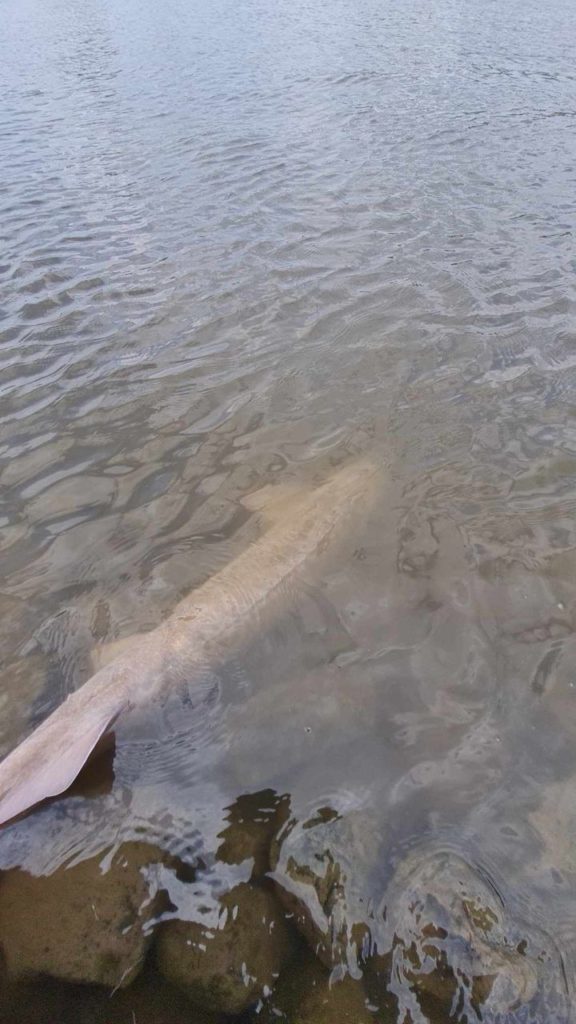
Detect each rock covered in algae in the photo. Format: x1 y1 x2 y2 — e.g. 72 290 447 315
257 949 375 1024
156 881 297 1014
0 842 166 989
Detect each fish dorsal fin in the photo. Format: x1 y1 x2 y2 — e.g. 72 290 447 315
0 701 126 826
241 481 309 526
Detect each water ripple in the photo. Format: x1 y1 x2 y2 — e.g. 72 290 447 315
2 0 576 1015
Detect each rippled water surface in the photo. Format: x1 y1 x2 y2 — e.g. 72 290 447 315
2 0 576 1019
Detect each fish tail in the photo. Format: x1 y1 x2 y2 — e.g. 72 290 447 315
0 698 127 826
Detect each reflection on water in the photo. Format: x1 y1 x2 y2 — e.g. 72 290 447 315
2 0 576 1016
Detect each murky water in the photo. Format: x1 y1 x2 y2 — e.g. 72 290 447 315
1 0 576 1018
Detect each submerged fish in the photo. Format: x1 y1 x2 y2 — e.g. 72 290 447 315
0 458 379 826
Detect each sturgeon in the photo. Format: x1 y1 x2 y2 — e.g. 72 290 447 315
0 458 378 825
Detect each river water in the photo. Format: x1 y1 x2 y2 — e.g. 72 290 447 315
1 0 576 1019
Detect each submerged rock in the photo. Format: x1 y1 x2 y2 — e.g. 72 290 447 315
367 849 543 1022
156 881 297 1014
0 973 222 1024
104 973 223 1023
257 949 374 1024
215 789 291 880
271 808 570 1021
0 976 88 1024
0 842 166 989
270 810 382 972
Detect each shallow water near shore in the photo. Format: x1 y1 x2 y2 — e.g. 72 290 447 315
2 0 576 1018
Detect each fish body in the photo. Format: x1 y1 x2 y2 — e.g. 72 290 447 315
0 459 378 825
